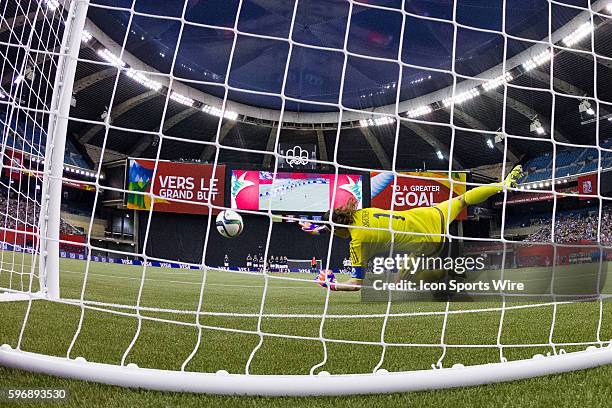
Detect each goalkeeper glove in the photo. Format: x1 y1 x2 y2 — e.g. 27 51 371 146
314 270 336 290
300 221 329 236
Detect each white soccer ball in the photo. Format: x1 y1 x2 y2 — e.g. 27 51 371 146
216 210 243 238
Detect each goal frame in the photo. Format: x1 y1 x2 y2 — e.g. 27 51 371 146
286 258 324 271
1 343 611 396
2 0 612 397
37 0 89 300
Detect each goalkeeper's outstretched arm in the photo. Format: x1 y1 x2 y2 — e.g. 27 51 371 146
313 269 363 291
299 221 363 291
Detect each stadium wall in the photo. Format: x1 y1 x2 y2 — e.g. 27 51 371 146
137 212 349 268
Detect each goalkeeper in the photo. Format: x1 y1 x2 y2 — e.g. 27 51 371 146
300 165 523 291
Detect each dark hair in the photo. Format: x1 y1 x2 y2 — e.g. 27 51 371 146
323 198 358 227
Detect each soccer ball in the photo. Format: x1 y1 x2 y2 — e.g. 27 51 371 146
216 210 243 238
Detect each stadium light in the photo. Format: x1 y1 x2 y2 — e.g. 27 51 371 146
409 75 431 85
406 105 432 118
97 49 126 68
45 0 60 11
562 22 593 47
579 99 595 116
81 30 93 43
442 88 479 107
202 104 238 120
522 49 552 72
169 92 194 107
359 116 395 127
486 139 495 149
126 68 162 91
436 150 444 160
530 117 545 135
482 72 513 92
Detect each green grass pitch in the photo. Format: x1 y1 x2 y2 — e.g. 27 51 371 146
1 253 612 407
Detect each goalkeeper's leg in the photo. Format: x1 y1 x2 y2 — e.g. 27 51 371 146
435 165 523 228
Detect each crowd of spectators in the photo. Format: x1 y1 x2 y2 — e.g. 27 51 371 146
0 191 81 235
525 207 612 245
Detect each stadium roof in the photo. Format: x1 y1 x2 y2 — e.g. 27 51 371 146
2 0 612 171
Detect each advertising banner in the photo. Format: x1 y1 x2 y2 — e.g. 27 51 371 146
62 179 97 192
578 173 597 199
3 148 23 180
370 171 467 220
230 170 363 212
126 159 225 215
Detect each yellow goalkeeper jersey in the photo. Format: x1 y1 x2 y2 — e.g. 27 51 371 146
346 207 446 267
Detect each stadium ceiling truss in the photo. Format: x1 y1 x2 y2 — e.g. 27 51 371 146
0 8 49 35
77 89 159 144
199 120 238 162
262 127 280 168
316 129 329 164
399 121 465 168
358 125 393 169
129 107 201 157
5 1 610 167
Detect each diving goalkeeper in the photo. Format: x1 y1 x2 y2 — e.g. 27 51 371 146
299 165 523 291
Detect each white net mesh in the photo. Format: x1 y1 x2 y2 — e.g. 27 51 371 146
1 0 612 395
0 0 69 296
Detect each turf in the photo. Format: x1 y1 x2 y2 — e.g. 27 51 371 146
1 253 612 406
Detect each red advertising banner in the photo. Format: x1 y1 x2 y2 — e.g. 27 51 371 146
578 173 597 199
3 148 23 180
62 180 97 192
0 225 85 252
370 171 467 220
493 186 578 206
126 159 225 215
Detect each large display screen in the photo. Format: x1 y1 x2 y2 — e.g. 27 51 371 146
231 170 363 212
126 159 225 215
370 171 468 220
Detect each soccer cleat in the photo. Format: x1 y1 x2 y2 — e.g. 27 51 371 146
503 165 524 188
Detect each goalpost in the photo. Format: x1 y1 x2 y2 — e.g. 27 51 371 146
0 0 88 302
286 258 323 272
1 0 612 397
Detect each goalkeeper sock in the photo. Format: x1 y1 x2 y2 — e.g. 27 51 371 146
463 183 502 206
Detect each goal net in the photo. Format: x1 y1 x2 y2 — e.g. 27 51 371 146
1 0 612 397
